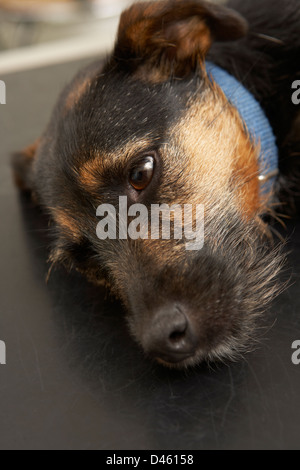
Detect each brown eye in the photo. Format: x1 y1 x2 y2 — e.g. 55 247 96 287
129 156 155 191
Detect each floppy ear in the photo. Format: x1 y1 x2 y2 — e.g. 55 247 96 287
114 0 248 77
11 140 39 194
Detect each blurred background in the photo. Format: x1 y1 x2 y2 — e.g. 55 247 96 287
0 0 133 74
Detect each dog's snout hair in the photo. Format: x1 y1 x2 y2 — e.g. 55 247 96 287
12 0 300 368
109 201 284 367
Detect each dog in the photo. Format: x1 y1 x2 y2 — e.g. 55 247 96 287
12 0 300 368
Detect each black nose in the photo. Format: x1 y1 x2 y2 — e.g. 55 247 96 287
143 304 198 363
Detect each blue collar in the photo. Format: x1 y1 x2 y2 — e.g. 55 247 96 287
206 61 278 196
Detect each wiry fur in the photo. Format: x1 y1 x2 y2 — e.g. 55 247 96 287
11 0 299 368
124 194 285 368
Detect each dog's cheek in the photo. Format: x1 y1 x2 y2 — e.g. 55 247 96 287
70 242 110 286
170 85 262 220
49 237 110 286
52 209 82 244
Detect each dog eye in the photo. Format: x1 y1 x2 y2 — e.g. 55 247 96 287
129 156 155 191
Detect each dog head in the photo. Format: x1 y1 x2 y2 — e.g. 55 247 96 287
12 0 283 368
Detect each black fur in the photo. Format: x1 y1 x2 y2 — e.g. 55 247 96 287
12 0 300 368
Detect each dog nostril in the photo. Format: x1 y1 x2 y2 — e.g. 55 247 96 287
169 330 186 342
143 304 198 363
169 318 187 343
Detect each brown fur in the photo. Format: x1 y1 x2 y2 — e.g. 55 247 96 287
11 0 300 368
51 208 81 242
170 79 261 218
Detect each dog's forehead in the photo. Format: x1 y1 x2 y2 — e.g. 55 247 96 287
63 70 203 156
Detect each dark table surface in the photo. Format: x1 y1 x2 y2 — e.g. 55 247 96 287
0 57 300 450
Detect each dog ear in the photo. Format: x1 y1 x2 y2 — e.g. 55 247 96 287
114 0 248 77
11 140 39 194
